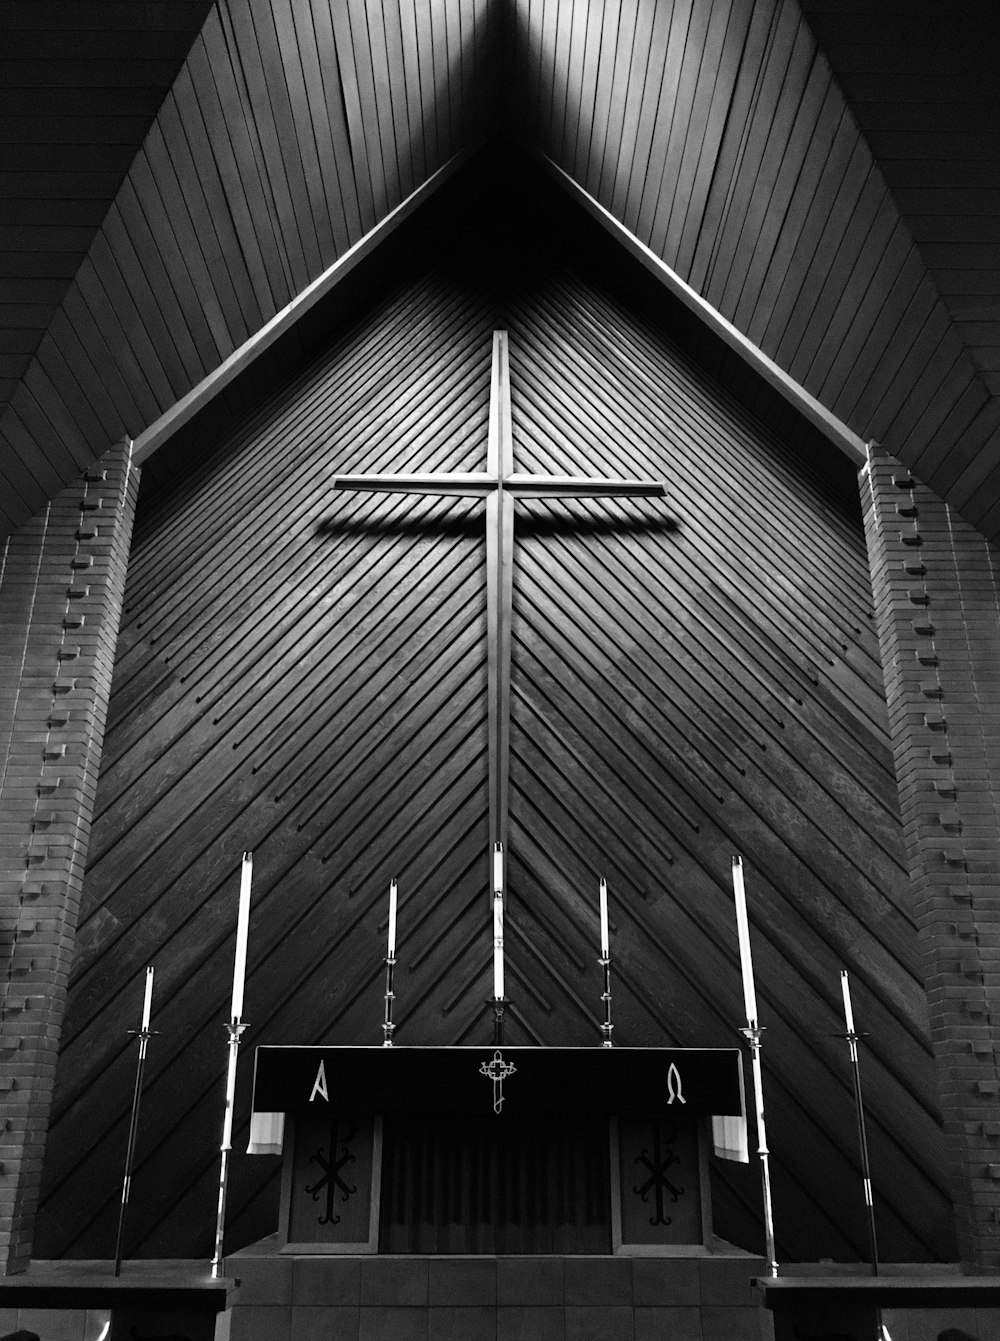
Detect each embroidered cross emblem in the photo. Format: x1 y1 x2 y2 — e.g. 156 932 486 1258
306 1118 358 1225
633 1119 685 1226
479 1049 516 1113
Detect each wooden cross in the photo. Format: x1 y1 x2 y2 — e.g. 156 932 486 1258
334 331 666 898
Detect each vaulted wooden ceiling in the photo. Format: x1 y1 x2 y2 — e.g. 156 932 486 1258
2 0 999 541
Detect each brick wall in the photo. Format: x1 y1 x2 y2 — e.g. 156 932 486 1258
0 439 138 1273
861 442 1000 1270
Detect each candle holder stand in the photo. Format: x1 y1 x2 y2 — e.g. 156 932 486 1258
113 1024 157 1277
842 1026 879 1276
491 997 508 1045
382 955 396 1047
211 1017 248 1279
599 955 614 1046
741 1023 778 1278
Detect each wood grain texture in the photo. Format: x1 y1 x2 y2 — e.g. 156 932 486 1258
0 0 496 540
36 224 954 1265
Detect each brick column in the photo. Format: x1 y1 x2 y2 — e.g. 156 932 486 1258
0 439 139 1274
861 441 1000 1271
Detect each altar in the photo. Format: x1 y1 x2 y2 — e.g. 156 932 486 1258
249 1044 745 1257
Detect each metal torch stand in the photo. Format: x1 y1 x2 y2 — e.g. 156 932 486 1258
845 1028 879 1276
491 997 508 1045
113 1025 155 1276
599 955 614 1046
382 955 396 1046
742 1023 778 1278
211 1018 247 1279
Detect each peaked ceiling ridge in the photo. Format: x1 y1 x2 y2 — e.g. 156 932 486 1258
3 0 1000 542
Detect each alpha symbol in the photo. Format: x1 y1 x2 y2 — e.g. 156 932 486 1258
479 1049 516 1113
309 1059 329 1103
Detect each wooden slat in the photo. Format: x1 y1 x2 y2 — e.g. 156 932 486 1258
396 0 430 185
646 0 733 262
631 0 699 244
614 0 681 231
288 0 362 251
715 45 830 325
232 0 316 286
374 0 416 200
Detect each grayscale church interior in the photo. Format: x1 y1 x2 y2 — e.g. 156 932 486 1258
2 3 1000 1340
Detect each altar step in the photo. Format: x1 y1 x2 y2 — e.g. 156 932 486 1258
219 1240 770 1340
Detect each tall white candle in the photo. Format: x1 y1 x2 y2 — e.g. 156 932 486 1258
387 879 398 958
230 851 253 1021
599 878 609 958
840 969 856 1035
493 895 504 999
493 842 504 895
732 856 758 1026
141 965 154 1031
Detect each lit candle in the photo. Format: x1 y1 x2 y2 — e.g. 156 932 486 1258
493 842 504 895
732 856 758 1026
141 965 154 1031
387 879 398 959
230 851 253 1021
493 895 504 999
599 878 609 958
840 969 855 1035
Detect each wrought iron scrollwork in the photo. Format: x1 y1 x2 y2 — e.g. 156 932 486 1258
633 1118 684 1226
305 1117 358 1225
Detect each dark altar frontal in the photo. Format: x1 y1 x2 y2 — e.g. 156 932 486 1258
249 1045 744 1257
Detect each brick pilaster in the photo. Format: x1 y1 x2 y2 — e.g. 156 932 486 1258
861 442 1000 1271
0 439 139 1273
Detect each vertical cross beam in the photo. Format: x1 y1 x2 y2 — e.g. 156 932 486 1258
486 331 514 887
331 330 666 944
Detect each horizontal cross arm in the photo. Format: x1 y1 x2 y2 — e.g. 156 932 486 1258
333 472 498 497
505 473 666 499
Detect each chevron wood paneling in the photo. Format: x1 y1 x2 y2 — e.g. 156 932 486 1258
509 0 1000 540
36 225 954 1264
0 0 495 539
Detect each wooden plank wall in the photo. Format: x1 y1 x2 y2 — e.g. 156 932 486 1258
36 227 955 1264
0 0 495 538
509 0 1000 538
